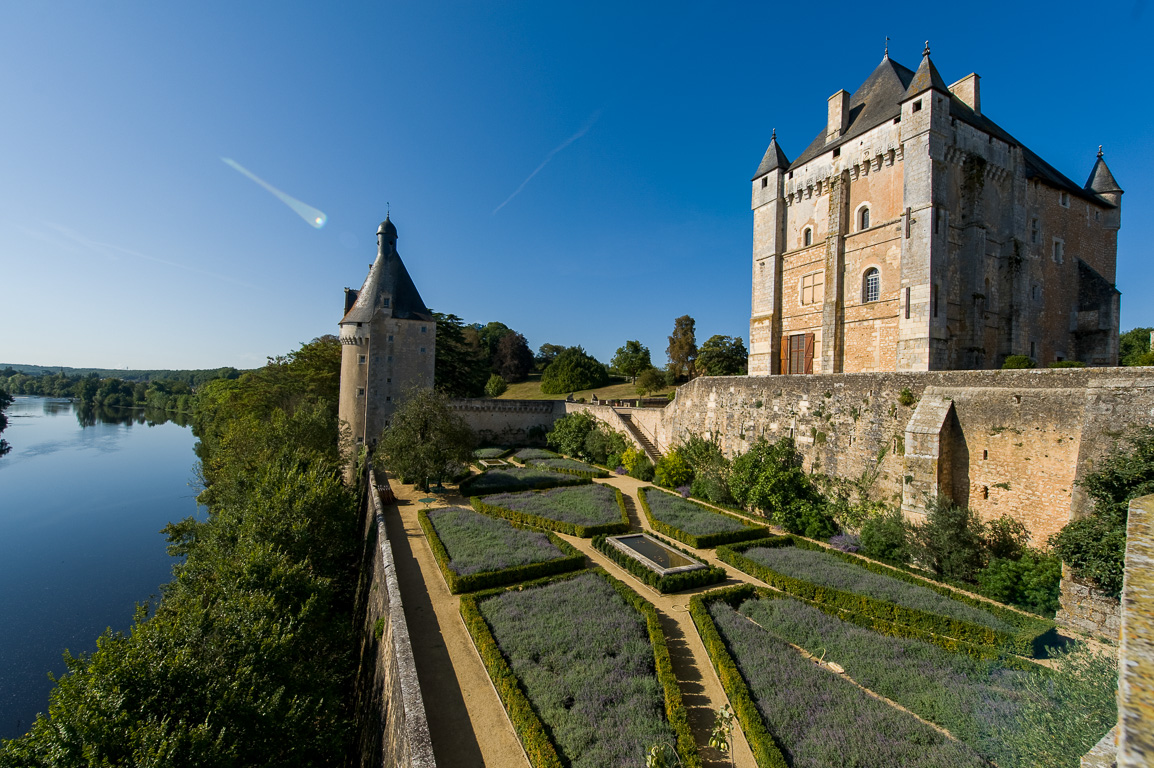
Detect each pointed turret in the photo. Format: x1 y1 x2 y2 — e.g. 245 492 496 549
752 129 790 180
1085 146 1123 199
903 41 949 99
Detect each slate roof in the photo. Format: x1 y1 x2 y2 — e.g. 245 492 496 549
1085 153 1123 195
770 53 1116 209
341 218 434 325
752 130 791 180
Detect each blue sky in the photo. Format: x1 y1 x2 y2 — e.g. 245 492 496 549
2 1 1150 370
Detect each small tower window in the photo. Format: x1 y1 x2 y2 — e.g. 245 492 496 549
388 335 393 342
358 354 367 364
862 268 880 303
382 298 390 308
421 326 427 333
1030 218 1039 244
1059 191 1070 207
912 99 923 112
356 387 365 397
803 227 813 247
761 176 768 188
420 347 426 353
1052 238 1064 264
859 206 871 231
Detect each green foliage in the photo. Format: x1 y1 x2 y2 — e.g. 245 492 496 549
485 373 508 397
717 537 1054 656
433 312 490 397
374 388 476 491
1052 426 1154 598
635 367 669 397
665 315 697 381
897 387 917 407
729 437 834 536
860 507 913 564
0 350 358 766
976 551 1062 616
0 387 12 457
419 508 584 594
639 487 770 548
910 496 987 582
546 411 596 457
654 450 692 489
592 532 726 593
679 432 733 505
1119 326 1154 366
534 343 566 372
471 484 629 537
622 446 655 481
695 335 748 376
493 331 534 382
528 457 609 480
583 424 629 466
1046 360 1086 368
1002 355 1036 369
460 466 588 497
611 340 652 382
539 346 609 394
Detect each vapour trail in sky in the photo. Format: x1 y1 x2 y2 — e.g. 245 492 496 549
220 158 327 229
492 109 602 214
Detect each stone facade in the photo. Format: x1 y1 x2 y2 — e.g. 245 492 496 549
1118 494 1154 766
750 47 1122 375
339 216 436 452
1057 565 1121 641
449 398 561 446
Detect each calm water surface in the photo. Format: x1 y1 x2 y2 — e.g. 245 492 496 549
0 396 199 739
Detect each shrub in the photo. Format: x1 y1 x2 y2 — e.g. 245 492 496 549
528 457 609 479
546 411 596 457
583 425 628 466
639 487 769 548
860 507 912 564
593 532 726 593
485 373 508 397
729 438 828 534
635 367 668 396
828 533 861 552
976 550 1062 616
910 496 987 582
539 347 609 394
1002 355 1036 369
623 446 654 481
458 466 587 497
654 450 692 489
1046 360 1086 368
513 448 560 462
897 387 917 407
983 514 1029 561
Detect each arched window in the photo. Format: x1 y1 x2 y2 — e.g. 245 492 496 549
859 206 871 230
862 268 880 303
803 227 813 247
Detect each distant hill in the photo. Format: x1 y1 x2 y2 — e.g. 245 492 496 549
0 364 250 383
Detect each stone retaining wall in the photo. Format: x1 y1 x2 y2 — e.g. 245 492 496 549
450 398 560 445
1056 565 1121 641
1118 494 1154 766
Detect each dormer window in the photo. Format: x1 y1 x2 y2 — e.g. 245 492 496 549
803 227 813 247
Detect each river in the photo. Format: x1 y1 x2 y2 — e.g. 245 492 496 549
0 396 200 739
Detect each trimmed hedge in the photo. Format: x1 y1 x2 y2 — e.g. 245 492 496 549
639 486 771 548
689 585 789 768
471 487 630 537
511 448 560 463
460 569 700 768
458 466 590 497
716 536 1055 657
419 509 585 594
528 457 610 480
474 447 512 459
593 531 728 593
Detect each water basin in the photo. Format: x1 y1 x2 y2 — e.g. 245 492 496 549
607 533 706 576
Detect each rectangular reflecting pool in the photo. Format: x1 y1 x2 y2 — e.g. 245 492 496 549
606 533 706 576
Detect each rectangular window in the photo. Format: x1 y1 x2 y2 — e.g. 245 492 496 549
783 333 814 375
1059 191 1070 207
386 396 391 402
932 284 939 318
388 335 393 342
421 326 427 333
387 355 393 362
1030 341 1037 358
761 176 768 188
912 99 923 112
800 272 824 305
356 387 365 397
1030 218 1039 244
905 287 911 319
383 298 390 307
358 354 367 364
1053 239 1064 264
420 347 426 353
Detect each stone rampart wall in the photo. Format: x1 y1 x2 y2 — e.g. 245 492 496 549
1056 565 1121 641
450 399 561 446
1119 493 1154 766
354 471 435 768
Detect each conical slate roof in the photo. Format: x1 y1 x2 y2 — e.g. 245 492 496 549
903 44 950 99
752 130 791 179
791 55 915 167
1085 151 1123 195
341 217 434 325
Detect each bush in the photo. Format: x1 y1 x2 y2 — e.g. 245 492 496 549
910 496 986 582
897 387 917 407
1002 355 1036 369
593 532 726 593
976 550 1062 616
539 346 609 394
860 507 912 564
583 425 628 466
680 432 734 505
729 437 826 532
654 450 692 489
546 411 596 457
484 373 508 397
1046 360 1086 368
622 446 655 481
635 367 668 396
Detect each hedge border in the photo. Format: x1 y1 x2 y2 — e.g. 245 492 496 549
639 486 771 549
473 447 513 460
418 508 586 594
458 467 590 497
510 448 561 464
526 457 610 480
460 568 701 768
689 584 790 768
471 486 630 537
592 530 728 593
716 536 1055 656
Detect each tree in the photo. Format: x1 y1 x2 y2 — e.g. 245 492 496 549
909 496 987 582
539 346 609 394
493 332 534 382
433 312 488 397
1119 327 1154 366
729 437 834 537
0 387 12 457
477 321 512 361
695 335 748 376
375 388 476 491
666 315 697 381
484 374 508 397
635 367 668 397
535 343 566 372
611 340 652 383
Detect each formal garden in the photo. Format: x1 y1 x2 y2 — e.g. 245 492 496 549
472 483 629 537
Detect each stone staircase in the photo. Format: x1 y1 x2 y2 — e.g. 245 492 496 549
617 412 662 463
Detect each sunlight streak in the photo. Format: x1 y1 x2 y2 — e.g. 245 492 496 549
221 157 327 228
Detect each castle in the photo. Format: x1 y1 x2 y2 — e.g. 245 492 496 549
748 44 1123 375
338 216 436 449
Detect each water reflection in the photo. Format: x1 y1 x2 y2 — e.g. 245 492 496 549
74 402 191 429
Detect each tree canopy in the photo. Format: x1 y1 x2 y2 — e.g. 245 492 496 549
493 331 534 382
433 312 489 397
374 388 475 490
1119 327 1154 366
539 346 609 394
695 335 748 376
611 340 652 383
666 315 697 381
534 343 566 372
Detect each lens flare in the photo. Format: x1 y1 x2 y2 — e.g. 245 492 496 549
221 157 327 229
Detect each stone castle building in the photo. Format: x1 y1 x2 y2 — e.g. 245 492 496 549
339 216 436 447
749 44 1123 375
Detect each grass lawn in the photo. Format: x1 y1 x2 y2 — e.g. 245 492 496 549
494 373 675 401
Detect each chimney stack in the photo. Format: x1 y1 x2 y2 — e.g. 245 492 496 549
949 73 981 115
827 90 850 143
